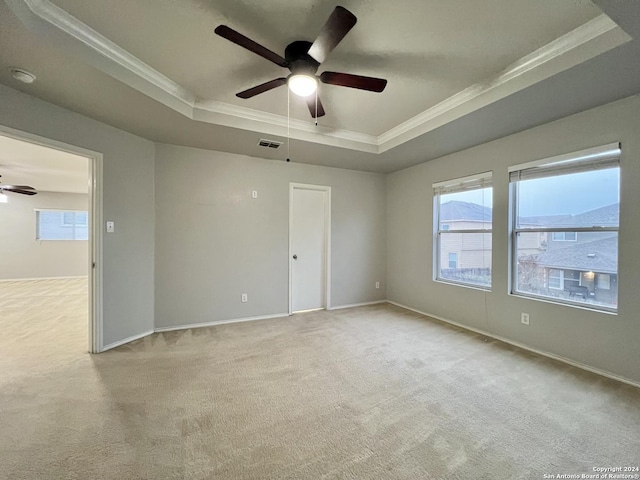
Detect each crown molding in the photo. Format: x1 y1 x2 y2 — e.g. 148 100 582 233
194 100 379 151
4 0 379 153
5 0 196 116
5 1 631 156
377 14 631 152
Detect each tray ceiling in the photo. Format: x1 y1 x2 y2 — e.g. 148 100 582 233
0 0 638 172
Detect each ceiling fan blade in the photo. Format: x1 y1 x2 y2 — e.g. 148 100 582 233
308 6 357 64
237 78 287 99
215 25 287 67
2 187 37 195
1 185 35 190
305 94 326 118
319 71 387 92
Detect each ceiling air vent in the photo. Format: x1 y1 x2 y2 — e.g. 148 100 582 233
258 139 283 149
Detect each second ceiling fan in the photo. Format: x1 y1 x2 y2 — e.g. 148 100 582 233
215 6 387 118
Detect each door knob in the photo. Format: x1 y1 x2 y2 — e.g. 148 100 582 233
293 254 298 259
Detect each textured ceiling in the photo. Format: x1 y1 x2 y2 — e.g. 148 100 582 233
47 0 600 134
0 0 639 174
0 134 89 193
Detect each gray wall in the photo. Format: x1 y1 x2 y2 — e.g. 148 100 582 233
154 144 386 329
0 191 88 280
387 94 640 384
0 84 155 347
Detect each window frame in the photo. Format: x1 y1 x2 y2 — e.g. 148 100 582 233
36 209 90 241
433 171 493 290
509 143 620 313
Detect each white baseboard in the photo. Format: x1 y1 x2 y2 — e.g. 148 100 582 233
0 275 88 282
387 300 640 390
154 312 290 333
328 300 387 311
101 330 154 352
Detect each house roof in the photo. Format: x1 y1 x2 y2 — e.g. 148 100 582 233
445 201 619 226
519 203 619 227
440 201 491 222
550 203 619 227
526 235 618 273
518 214 572 226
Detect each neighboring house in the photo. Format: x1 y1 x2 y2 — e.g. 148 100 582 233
438 201 563 270
518 203 619 306
439 201 491 273
516 214 572 256
440 201 619 306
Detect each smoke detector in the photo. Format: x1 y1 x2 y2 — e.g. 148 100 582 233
10 68 36 84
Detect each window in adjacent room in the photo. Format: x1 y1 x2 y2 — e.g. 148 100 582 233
433 171 492 289
510 143 620 312
36 209 89 240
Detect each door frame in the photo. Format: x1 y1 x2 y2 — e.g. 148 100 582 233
289 182 331 315
0 125 103 353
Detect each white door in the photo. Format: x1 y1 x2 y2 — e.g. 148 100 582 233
290 184 330 313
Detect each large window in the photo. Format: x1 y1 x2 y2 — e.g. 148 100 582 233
434 172 492 289
36 209 89 240
510 143 620 311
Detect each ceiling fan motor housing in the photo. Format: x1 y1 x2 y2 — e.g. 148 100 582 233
284 41 319 75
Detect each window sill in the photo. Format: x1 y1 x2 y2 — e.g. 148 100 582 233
435 279 491 292
510 291 617 315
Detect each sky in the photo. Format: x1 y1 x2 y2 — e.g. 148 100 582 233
441 168 619 217
517 168 619 217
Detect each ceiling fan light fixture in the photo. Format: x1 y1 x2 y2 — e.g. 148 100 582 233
288 74 317 97
0 191 8 203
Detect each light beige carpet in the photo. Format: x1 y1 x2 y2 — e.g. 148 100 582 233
1 279 639 479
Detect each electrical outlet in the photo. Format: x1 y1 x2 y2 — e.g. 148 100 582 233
375 281 380 289
251 190 258 199
241 293 248 303
521 313 530 325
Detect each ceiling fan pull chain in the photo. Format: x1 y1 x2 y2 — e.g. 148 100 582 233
315 89 318 126
287 87 291 162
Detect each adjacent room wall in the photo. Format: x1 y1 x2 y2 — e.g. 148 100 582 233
386 94 640 384
0 84 155 348
154 144 386 329
0 191 88 280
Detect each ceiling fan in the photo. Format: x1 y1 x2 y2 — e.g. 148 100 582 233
215 6 388 118
0 175 38 200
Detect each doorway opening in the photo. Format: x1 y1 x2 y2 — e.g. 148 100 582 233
0 126 102 353
289 183 331 314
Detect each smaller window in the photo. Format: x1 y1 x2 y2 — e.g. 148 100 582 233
552 232 577 241
433 171 492 289
597 274 611 290
564 271 580 290
37 210 89 241
549 269 562 289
